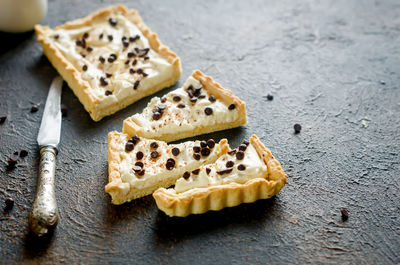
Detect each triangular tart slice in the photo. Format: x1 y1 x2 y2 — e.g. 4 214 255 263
106 131 229 204
123 70 247 142
153 135 287 217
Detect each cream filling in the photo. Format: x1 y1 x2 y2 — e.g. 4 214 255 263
131 76 239 136
116 134 223 191
173 142 268 194
45 10 174 109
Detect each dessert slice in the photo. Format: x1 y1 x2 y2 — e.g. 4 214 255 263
106 131 229 204
153 135 287 217
123 70 247 142
35 5 181 121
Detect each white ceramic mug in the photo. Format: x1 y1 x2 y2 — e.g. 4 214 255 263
0 0 47 33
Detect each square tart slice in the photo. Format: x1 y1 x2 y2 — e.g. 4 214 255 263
35 4 181 121
153 134 287 217
123 70 247 142
106 131 229 205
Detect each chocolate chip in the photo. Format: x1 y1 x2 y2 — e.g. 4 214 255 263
193 87 202 97
53 34 59 39
106 73 112 78
129 68 136 74
173 96 181 102
193 146 201 153
157 103 166 111
4 197 14 211
142 71 148 77
242 140 250 146
341 208 349 221
132 135 140 142
135 161 144 168
129 35 140 42
200 141 207 148
132 165 142 172
108 54 117 63
198 94 206 99
122 36 127 42
100 77 108 86
0 116 7 124
136 151 144 160
266 94 273 101
193 153 201 160
150 151 159 159
201 147 210 156
177 103 185 108
137 68 143 74
20 150 28 158
228 149 237 156
192 169 200 175
183 171 190 179
109 17 117 26
125 142 134 152
30 105 39 113
217 168 233 175
124 60 130 65
228 103 236 110
190 97 198 103
137 48 150 57
127 52 135 58
122 40 129 47
152 111 161 120
226 161 234 168
166 158 175 170
99 33 104 39
237 164 246 171
134 80 140 90
172 147 180 156
82 65 88 71
108 35 113 41
294 123 302 134
207 139 215 148
159 98 166 103
80 53 86 58
206 168 211 175
236 151 245 160
83 32 89 39
150 142 159 149
209 95 216 102
238 144 247 151
144 56 150 61
105 90 112 96
137 169 145 176
99 56 105 63
86 46 93 52
75 39 83 47
132 59 137 65
204 107 213 115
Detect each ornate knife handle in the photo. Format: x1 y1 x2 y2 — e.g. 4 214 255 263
29 146 59 236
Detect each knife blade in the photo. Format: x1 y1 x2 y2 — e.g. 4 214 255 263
29 76 63 236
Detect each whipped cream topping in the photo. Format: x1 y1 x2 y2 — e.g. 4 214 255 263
173 141 268 194
130 76 239 137
115 134 223 191
45 10 174 108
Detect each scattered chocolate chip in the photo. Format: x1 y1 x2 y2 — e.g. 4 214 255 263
144 56 150 61
137 169 145 176
132 135 140 142
75 39 83 47
142 71 148 77
237 164 246 171
294 123 302 134
266 94 274 101
108 53 117 63
108 35 113 41
238 144 247 151
172 147 180 156
193 146 201 153
207 139 215 148
80 53 86 58
198 94 206 99
135 161 144 168
192 169 200 175
137 68 143 74
129 35 140 42
122 40 129 48
122 36 127 42
236 151 245 160
201 147 210 156
200 141 207 148
183 171 190 180
0 116 7 124
99 33 104 39
83 32 89 39
161 97 167 103
150 142 159 149
193 87 202 97
132 165 142 172
82 65 88 71
100 77 108 86
157 103 166 111
166 158 175 170
129 68 136 74
150 151 159 159
228 149 237 155
86 46 93 52
204 107 213 115
173 96 181 102
19 150 28 158
177 103 185 108
228 103 236 110
53 34 59 39
152 111 161 120
125 59 130 65
137 48 150 57
132 59 137 65
217 168 233 175
242 140 250 146
209 95 216 102
193 153 201 160
341 208 349 221
133 80 140 90
127 52 135 58
136 151 144 160
226 161 234 168
190 97 198 103
109 17 117 26
4 197 14 211
30 105 39 113
105 90 113 96
99 56 105 63
206 168 211 175
106 73 112 78
125 142 134 152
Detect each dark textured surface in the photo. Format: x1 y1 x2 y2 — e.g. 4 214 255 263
1 0 399 264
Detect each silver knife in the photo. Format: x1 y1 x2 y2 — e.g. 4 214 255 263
29 76 63 236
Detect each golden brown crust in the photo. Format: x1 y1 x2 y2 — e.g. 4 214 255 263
152 134 287 217
123 70 247 141
105 131 230 204
35 4 181 121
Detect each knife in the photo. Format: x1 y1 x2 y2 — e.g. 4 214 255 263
29 76 63 236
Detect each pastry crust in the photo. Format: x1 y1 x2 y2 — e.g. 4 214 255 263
153 134 287 217
35 4 181 121
123 70 247 142
105 131 230 205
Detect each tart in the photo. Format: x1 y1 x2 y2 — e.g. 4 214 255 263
123 70 247 142
106 131 229 204
35 4 181 121
153 135 287 217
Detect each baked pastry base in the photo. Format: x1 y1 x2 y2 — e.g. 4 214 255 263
123 70 247 142
153 135 287 217
35 4 181 121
